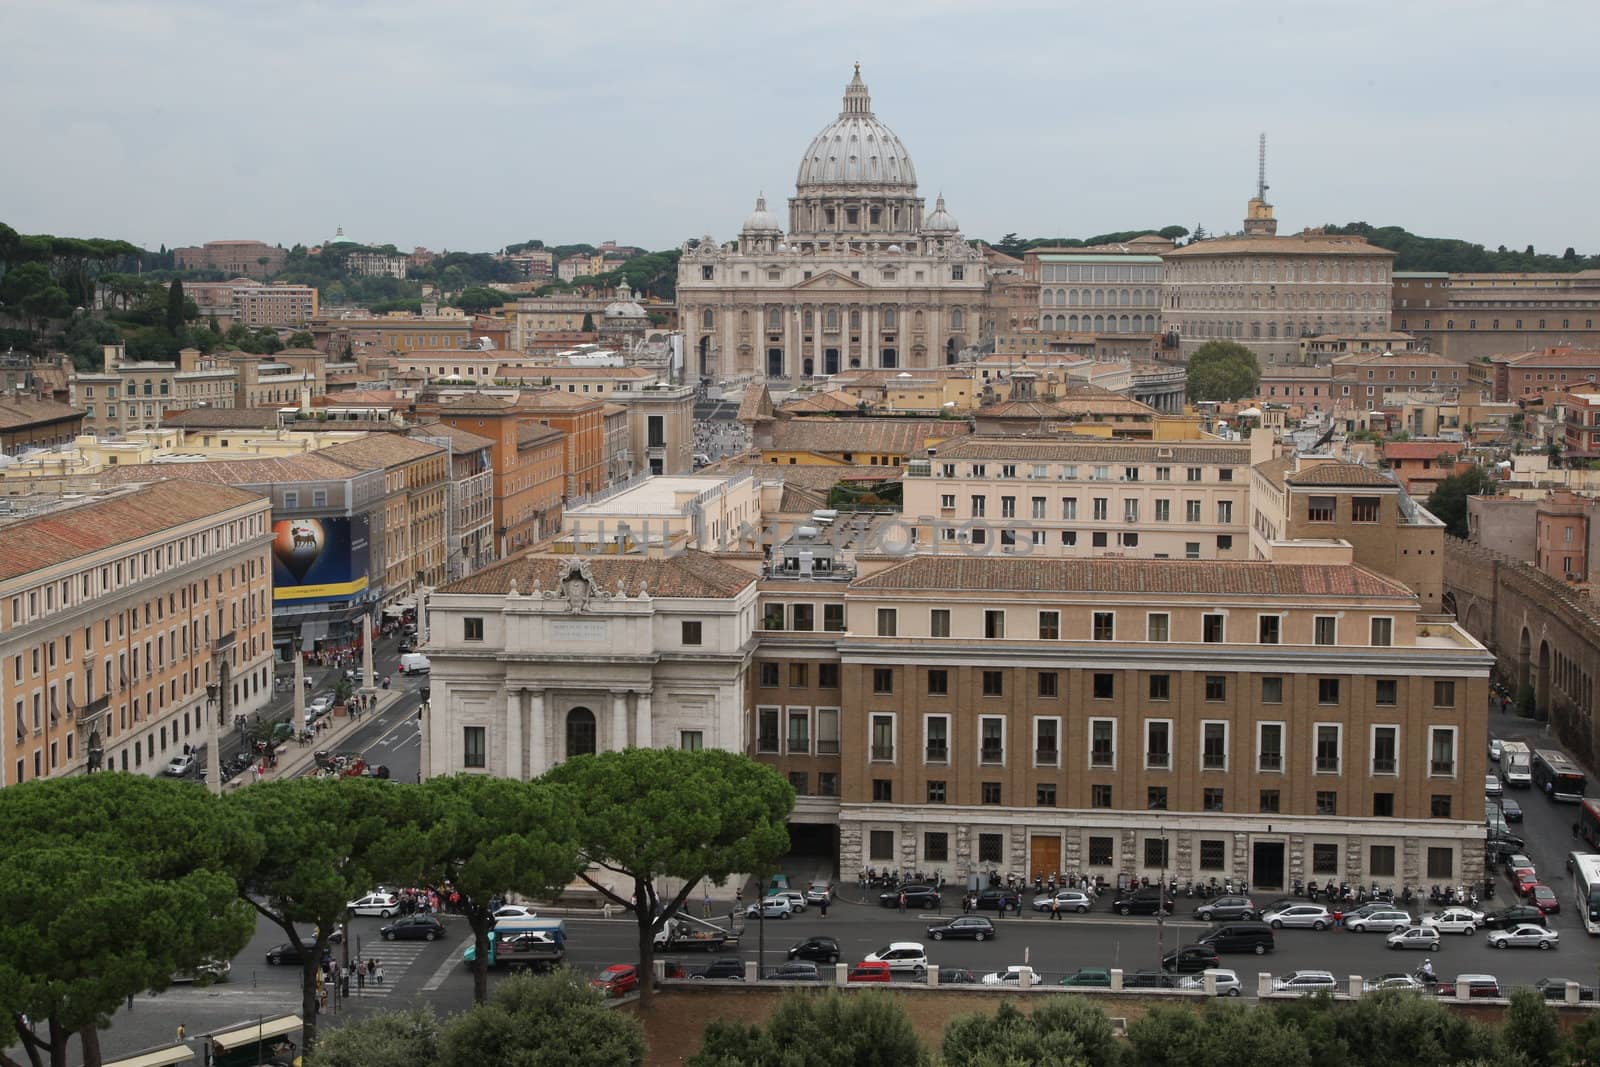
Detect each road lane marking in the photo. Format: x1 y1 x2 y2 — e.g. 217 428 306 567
423 937 473 991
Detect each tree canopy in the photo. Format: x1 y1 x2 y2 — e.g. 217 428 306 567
452 287 512 314
1185 340 1261 402
543 748 792 1007
942 998 1119 1067
1425 464 1495 538
691 989 927 1067
1325 222 1599 273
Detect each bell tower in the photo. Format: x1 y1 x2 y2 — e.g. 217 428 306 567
1243 133 1278 236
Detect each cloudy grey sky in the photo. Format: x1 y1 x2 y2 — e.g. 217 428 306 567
4 0 1595 256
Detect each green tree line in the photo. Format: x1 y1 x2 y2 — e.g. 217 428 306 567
1324 222 1599 273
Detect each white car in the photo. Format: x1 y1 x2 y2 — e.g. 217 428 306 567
492 904 538 922
347 892 400 917
1486 773 1504 798
982 965 1039 987
1489 739 1503 762
1365 972 1423 993
1273 970 1338 995
805 881 833 904
1177 968 1242 997
1421 907 1482 935
305 695 334 723
165 753 196 777
1488 924 1559 950
1386 925 1442 951
767 890 807 913
1263 904 1333 930
864 942 928 977
1346 909 1413 933
745 896 793 919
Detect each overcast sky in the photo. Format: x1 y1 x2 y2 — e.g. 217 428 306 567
5 0 1595 257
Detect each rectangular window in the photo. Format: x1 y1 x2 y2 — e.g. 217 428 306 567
984 610 1005 639
981 670 1004 696
1147 786 1168 811
1316 790 1338 815
1313 616 1337 645
1154 499 1171 522
1146 720 1171 768
789 663 808 688
1370 845 1396 877
1092 612 1114 640
870 714 895 761
1259 789 1280 813
463 617 484 641
1185 500 1202 523
680 730 704 751
787 710 810 753
760 662 780 687
1092 497 1108 521
1312 843 1339 875
1372 792 1394 817
1370 617 1392 647
978 834 1003 863
925 831 949 860
1203 787 1225 812
980 717 1005 764
1430 727 1456 776
1038 611 1060 640
1036 783 1057 807
1092 673 1114 699
1308 495 1336 522
1318 678 1340 704
1216 500 1233 524
1124 498 1139 522
877 609 898 637
1062 497 1078 520
1088 835 1114 864
1091 786 1113 810
791 604 814 632
680 620 702 645
788 772 808 796
872 779 893 803
1186 542 1201 559
1148 673 1170 701
1090 718 1115 767
763 603 786 630
925 715 949 763
1427 847 1453 879
823 604 845 632
1035 718 1059 765
1258 615 1280 644
757 707 781 752
930 609 951 637
1202 722 1228 770
1204 675 1226 701
1037 671 1058 698
1261 676 1283 703
927 780 946 804
819 663 839 689
1433 680 1456 707
1315 724 1341 773
1199 839 1226 870
463 726 486 768
1202 614 1225 643
1352 496 1380 523
1146 613 1169 642
1375 679 1398 706
870 830 894 860
926 669 948 695
873 668 893 694
1372 726 1398 774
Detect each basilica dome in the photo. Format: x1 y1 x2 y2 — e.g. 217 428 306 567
795 65 917 190
741 195 783 234
923 196 959 234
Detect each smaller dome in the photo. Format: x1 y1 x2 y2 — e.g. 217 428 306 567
885 243 902 253
603 282 646 319
923 195 959 234
741 195 783 234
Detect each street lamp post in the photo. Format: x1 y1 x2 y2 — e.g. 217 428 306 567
204 682 220 795
1156 825 1168 971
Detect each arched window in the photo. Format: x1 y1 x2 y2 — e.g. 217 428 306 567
803 309 814 330
1057 288 1067 305
1094 289 1105 305
825 308 839 331
1093 315 1105 332
767 308 781 331
566 707 597 758
1268 323 1277 339
143 379 153 396
159 379 170 395
1251 323 1261 339
1120 289 1131 306
1065 315 1076 332
850 309 861 330
951 309 963 330
701 309 714 329
882 307 896 329
1042 290 1055 307
740 310 750 327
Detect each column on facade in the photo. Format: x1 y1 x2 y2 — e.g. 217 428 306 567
721 304 737 380
528 689 546 775
636 691 652 750
866 305 878 369
812 306 823 375
611 691 628 750
785 304 799 380
505 687 524 779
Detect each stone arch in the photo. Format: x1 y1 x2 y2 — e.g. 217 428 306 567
1519 627 1532 691
1538 639 1552 716
566 707 597 758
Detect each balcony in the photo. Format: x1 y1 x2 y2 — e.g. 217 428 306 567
925 743 948 764
1372 757 1397 774
1035 747 1059 767
1146 751 1170 769
871 745 895 762
1258 753 1282 771
76 694 111 729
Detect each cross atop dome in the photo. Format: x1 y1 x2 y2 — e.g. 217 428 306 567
842 63 872 116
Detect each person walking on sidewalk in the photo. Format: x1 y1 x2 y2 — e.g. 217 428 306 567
898 890 906 913
1050 897 1062 921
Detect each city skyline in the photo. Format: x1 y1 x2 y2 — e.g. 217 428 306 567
3 1 1597 256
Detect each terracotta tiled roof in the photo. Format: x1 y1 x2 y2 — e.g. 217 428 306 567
521 389 603 412
316 434 442 470
766 417 970 457
1253 457 1292 489
439 549 754 599
1331 352 1462 369
313 390 403 406
0 397 83 429
1381 441 1461 461
95 454 359 486
1283 462 1395 487
779 484 830 513
405 423 495 451
517 423 563 449
1505 349 1600 368
736 382 775 423
852 556 1413 598
780 391 860 414
1164 233 1394 257
160 407 286 429
0 481 266 582
977 399 1072 419
438 394 516 414
928 437 1247 463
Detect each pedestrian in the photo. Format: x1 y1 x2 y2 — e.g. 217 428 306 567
374 962 384 986
176 1023 187 1042
898 890 906 913
703 891 712 918
356 965 365 992
1050 897 1061 921
819 895 829 918
126 992 134 1010
366 957 376 979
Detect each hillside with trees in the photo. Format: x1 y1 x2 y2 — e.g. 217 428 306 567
1323 222 1599 273
984 227 1191 256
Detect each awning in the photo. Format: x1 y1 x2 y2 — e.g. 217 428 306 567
211 1015 303 1050
98 1046 196 1067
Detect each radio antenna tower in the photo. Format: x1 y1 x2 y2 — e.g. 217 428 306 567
1257 133 1269 200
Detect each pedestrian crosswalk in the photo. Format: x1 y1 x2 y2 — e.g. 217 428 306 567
339 940 429 998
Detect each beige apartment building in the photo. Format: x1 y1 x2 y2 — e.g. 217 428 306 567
902 437 1253 560
559 473 762 552
232 283 319 327
69 345 327 435
0 480 275 785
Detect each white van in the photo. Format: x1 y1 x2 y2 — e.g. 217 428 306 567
399 652 431 675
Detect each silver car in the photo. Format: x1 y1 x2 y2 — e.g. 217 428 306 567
1346 908 1413 933
1263 904 1333 930
1273 969 1338 995
1386 925 1442 951
1031 890 1092 913
1487 923 1559 950
1365 972 1423 993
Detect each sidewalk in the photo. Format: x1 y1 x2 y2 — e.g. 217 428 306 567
224 688 409 789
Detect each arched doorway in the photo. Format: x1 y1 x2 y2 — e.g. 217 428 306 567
766 347 784 378
566 707 597 758
698 336 712 378
1519 628 1532 691
945 338 957 364
802 357 814 377
1538 640 1552 717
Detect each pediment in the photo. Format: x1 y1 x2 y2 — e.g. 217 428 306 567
792 270 872 291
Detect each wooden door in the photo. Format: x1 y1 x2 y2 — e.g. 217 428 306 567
1029 835 1062 880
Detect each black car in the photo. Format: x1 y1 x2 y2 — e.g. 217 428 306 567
940 968 980 985
265 942 333 966
1481 904 1545 930
1162 945 1221 974
926 916 995 942
380 915 444 942
787 937 841 964
766 961 821 982
1501 798 1523 822
973 888 1020 912
696 957 745 980
397 638 415 654
1489 831 1526 852
1113 887 1175 916
1122 970 1178 989
1536 977 1597 1001
878 884 941 909
1485 839 1523 863
1193 895 1256 922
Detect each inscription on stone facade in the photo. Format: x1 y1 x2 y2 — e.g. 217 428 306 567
551 619 608 642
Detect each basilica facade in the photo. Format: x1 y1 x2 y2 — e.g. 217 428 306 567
677 66 988 383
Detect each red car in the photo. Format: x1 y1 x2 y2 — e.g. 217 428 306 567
591 964 638 997
847 960 892 983
1531 885 1561 914
1515 871 1541 897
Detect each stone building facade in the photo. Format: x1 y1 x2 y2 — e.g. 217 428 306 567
677 67 987 383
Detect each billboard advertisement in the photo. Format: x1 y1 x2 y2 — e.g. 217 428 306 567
271 515 371 602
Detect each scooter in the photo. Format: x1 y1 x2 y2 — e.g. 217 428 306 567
1293 878 1305 897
